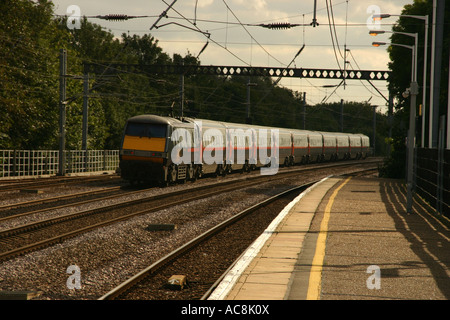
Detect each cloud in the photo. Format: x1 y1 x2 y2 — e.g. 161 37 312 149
196 0 215 8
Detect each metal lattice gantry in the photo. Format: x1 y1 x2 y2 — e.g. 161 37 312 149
72 62 392 168
83 63 391 81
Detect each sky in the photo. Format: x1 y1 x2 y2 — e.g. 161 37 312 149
51 0 413 113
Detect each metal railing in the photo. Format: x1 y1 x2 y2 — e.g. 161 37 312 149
0 150 119 178
415 148 449 219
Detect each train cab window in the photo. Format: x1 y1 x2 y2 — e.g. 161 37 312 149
125 122 167 138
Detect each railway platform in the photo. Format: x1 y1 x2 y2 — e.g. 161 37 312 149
209 175 450 300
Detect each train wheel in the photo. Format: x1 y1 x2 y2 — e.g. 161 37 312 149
218 164 226 176
242 161 250 173
213 165 222 177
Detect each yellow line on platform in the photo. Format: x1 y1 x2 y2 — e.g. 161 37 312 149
306 176 352 300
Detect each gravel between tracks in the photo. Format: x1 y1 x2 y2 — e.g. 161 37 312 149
0 182 284 299
0 175 123 206
0 164 376 299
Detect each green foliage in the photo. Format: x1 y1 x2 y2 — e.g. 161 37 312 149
381 0 449 178
0 0 63 149
1 0 388 155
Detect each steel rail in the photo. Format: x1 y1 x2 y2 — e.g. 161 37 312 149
0 159 378 237
0 174 301 261
0 160 380 261
0 186 121 212
98 182 314 300
0 174 120 192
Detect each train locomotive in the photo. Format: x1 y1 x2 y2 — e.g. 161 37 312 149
119 114 370 185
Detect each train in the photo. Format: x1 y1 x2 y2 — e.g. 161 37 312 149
119 114 370 185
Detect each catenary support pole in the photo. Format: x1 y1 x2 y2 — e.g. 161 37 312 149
82 71 89 171
58 49 67 176
429 0 445 148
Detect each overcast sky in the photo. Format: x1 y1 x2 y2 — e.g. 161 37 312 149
51 0 413 113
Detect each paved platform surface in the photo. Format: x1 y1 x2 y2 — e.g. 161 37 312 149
209 175 450 300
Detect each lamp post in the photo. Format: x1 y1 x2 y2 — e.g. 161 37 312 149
372 14 428 148
370 30 418 82
372 41 417 214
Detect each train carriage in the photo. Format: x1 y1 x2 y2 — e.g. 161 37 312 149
222 121 256 172
308 131 324 162
278 128 294 167
335 133 351 160
321 132 338 161
291 130 309 164
193 118 227 176
349 134 363 160
119 114 370 185
120 115 172 184
358 134 371 159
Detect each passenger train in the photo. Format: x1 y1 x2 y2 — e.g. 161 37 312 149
119 114 370 185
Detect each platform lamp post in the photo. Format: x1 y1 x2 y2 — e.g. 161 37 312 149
369 30 418 82
372 40 418 214
373 14 428 148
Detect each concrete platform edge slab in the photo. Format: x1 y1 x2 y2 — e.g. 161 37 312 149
208 176 341 300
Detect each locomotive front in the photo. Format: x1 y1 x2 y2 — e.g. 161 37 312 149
119 115 171 184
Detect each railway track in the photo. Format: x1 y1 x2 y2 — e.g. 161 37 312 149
0 186 122 217
1 159 379 221
0 174 121 193
99 166 380 300
99 182 314 300
0 160 380 263
0 159 381 300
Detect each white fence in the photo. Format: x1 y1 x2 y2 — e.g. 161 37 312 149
0 150 119 178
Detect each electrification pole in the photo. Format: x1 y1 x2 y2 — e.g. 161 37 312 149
180 64 184 119
58 49 67 176
302 92 306 130
246 78 257 124
429 0 445 148
82 70 89 171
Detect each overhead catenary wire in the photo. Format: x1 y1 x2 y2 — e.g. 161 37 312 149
329 0 345 60
2 3 392 130
152 0 249 66
325 0 342 69
346 50 388 102
221 0 286 66
51 1 391 111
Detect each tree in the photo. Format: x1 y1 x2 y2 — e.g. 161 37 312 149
0 1 385 153
0 0 67 149
380 0 449 177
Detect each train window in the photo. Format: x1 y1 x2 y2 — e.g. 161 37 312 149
126 122 167 138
